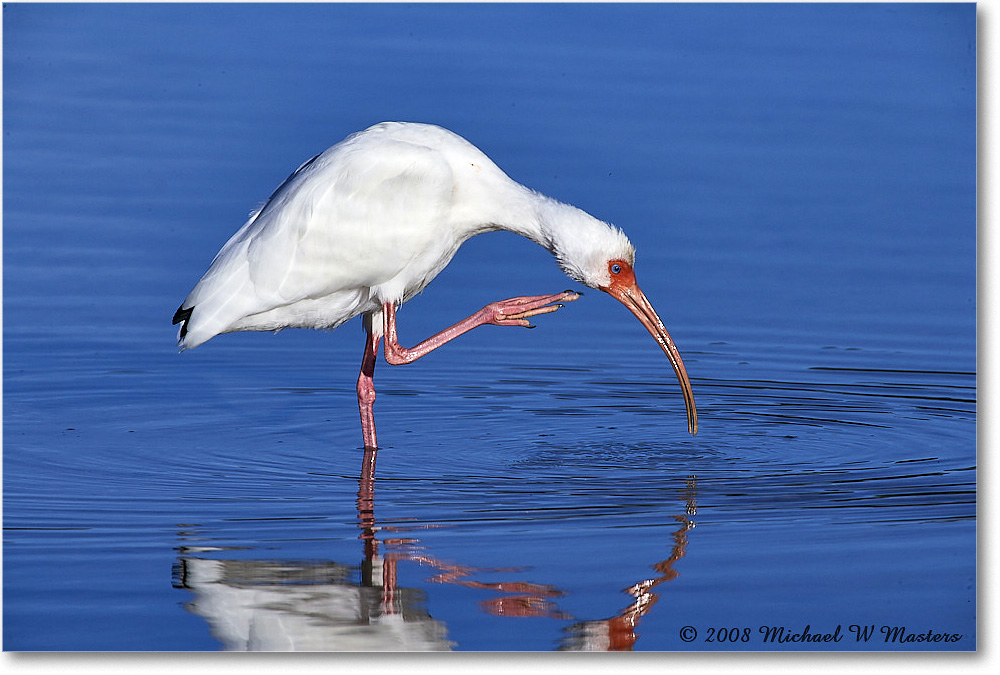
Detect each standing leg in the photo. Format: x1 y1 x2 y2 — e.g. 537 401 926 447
357 328 381 451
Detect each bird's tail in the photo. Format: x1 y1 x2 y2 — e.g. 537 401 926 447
172 305 194 349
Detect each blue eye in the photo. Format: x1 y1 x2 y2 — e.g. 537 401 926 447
611 264 622 274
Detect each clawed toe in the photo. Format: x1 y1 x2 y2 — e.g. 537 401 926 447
489 290 582 327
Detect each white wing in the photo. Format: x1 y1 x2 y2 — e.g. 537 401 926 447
176 128 462 349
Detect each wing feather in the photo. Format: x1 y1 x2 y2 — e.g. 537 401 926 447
177 133 458 348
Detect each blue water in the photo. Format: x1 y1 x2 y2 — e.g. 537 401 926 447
3 3 975 651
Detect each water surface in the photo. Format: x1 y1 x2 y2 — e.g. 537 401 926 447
3 3 976 651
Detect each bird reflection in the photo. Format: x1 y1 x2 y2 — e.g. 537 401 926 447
560 476 697 651
357 447 570 622
173 450 696 651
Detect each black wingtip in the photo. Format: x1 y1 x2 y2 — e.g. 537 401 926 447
172 305 192 339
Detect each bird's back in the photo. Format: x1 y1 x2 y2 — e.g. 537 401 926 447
174 123 521 349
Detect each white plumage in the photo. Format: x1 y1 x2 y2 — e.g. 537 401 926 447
174 122 696 447
176 122 624 348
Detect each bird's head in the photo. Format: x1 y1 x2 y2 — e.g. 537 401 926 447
548 210 698 435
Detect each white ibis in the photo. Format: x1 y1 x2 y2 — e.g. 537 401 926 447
173 122 697 450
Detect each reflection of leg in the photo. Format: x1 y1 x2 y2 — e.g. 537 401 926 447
381 555 399 615
357 446 378 553
357 329 380 450
360 446 377 491
357 444 379 580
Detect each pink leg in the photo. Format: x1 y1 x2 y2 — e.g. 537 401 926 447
382 291 580 365
357 329 381 450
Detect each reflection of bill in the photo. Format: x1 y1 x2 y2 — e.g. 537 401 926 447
560 478 697 651
174 453 697 650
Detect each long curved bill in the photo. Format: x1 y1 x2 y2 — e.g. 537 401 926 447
607 282 698 435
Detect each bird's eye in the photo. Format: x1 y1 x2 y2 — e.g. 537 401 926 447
611 264 622 275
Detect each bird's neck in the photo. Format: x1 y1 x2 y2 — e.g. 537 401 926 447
492 185 583 256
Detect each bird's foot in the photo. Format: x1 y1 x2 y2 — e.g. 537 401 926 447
487 290 581 328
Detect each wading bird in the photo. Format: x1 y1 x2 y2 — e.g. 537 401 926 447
173 122 697 453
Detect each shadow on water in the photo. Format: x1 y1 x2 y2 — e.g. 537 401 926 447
171 451 699 652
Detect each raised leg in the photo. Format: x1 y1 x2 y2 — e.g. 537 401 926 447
381 290 581 365
357 328 381 450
